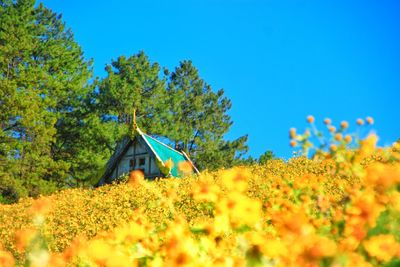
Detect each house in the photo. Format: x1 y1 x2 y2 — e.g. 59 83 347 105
97 127 199 185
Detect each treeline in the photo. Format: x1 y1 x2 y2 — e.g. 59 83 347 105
0 0 272 203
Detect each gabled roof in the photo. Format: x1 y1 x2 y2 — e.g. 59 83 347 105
141 132 187 177
100 135 131 183
137 128 199 176
99 127 198 184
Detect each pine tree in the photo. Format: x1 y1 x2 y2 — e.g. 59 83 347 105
167 60 248 170
98 52 168 137
258 150 275 164
98 57 248 171
0 0 93 198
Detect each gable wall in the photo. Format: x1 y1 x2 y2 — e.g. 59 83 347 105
109 138 162 180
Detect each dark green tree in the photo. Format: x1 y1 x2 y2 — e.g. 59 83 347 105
98 58 248 171
98 52 168 137
166 60 248 170
258 150 275 164
0 0 94 198
237 156 257 166
0 0 251 199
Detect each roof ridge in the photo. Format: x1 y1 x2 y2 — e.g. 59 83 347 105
143 133 183 156
136 128 165 167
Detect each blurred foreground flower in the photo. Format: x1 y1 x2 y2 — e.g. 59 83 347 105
178 161 193 175
129 170 144 187
363 234 400 262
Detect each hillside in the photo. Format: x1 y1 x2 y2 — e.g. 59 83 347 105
0 136 399 266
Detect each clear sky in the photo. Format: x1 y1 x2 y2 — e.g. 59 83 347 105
41 0 400 159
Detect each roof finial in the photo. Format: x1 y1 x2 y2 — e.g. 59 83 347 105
133 108 137 130
129 108 137 139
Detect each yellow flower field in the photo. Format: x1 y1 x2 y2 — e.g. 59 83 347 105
0 121 399 266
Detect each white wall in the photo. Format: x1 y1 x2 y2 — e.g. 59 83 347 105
111 138 162 180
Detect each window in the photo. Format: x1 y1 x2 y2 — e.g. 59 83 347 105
139 157 145 166
129 159 135 167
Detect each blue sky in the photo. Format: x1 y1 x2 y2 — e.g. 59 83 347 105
41 0 400 159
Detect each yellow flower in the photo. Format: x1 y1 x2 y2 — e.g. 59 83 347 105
163 219 198 267
62 236 87 262
342 252 374 267
341 120 349 129
317 195 330 212
178 161 193 175
213 214 231 234
104 250 136 267
216 192 261 228
324 118 332 125
192 181 220 202
289 128 297 139
359 134 378 158
236 198 262 227
28 249 50 267
165 158 174 170
15 228 36 252
30 198 52 215
330 144 337 152
363 234 400 262
0 250 15 267
347 190 384 228
85 239 113 266
47 253 67 267
335 133 343 141
262 239 287 258
114 220 148 245
129 170 144 187
339 236 361 252
307 115 315 123
290 140 297 147
388 192 400 211
344 134 352 144
366 116 374 125
304 235 337 259
221 168 249 192
1 127 399 267
272 210 314 236
365 163 400 189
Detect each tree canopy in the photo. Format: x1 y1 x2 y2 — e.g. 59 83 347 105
165 60 248 170
0 0 263 203
97 56 249 171
0 0 94 200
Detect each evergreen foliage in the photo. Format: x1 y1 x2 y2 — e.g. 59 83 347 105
258 150 275 164
0 0 94 197
98 52 168 137
0 0 254 202
166 60 248 170
98 57 249 171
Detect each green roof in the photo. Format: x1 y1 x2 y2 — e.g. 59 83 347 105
142 133 187 177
